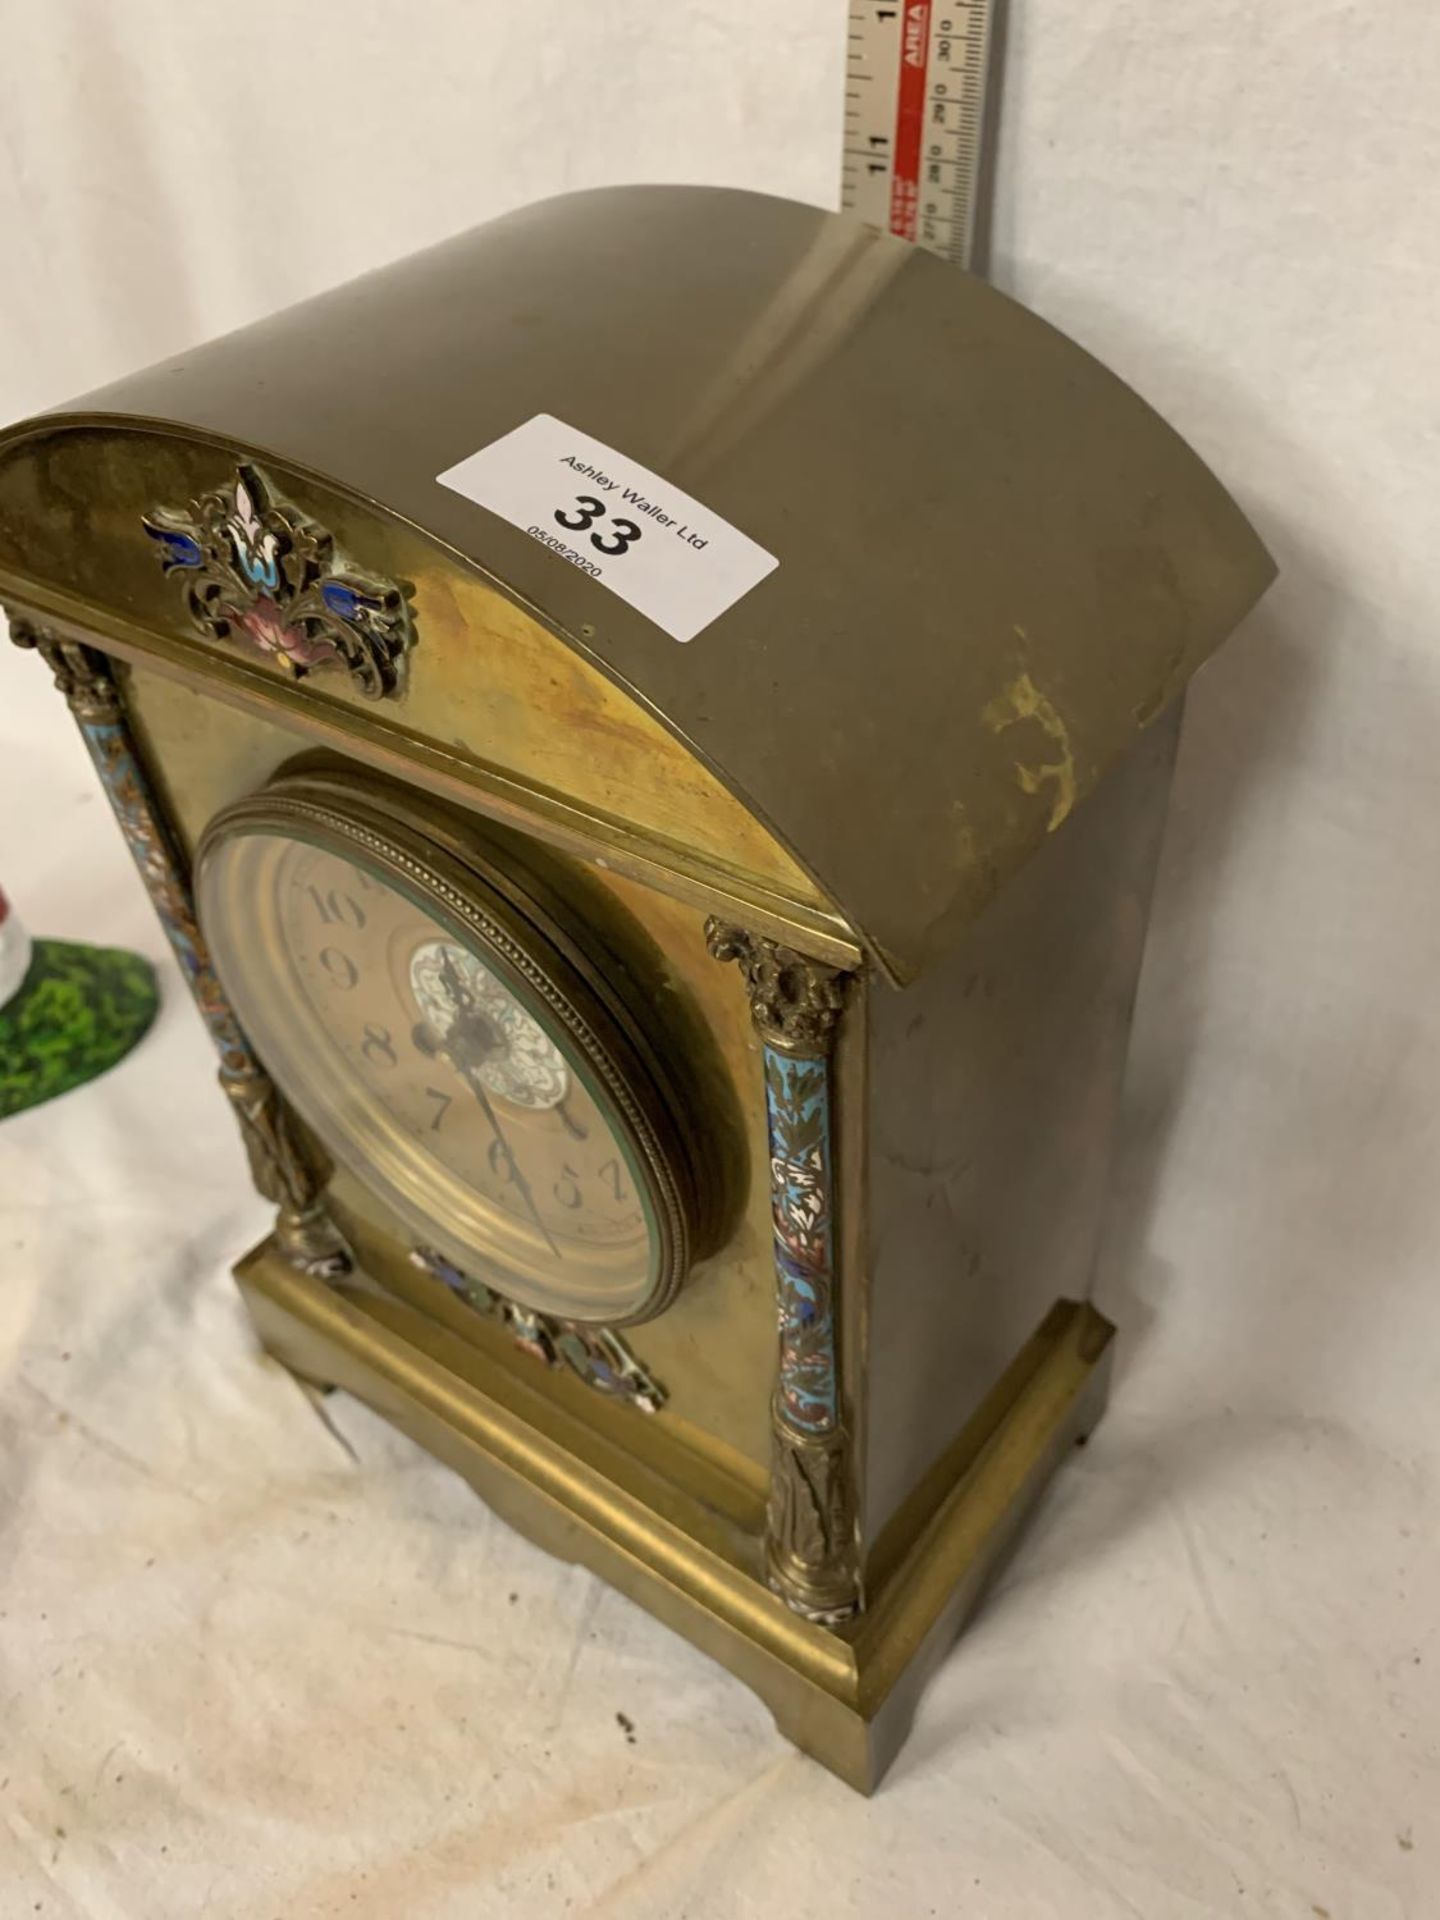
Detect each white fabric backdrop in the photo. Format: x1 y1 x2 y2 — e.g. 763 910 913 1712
2 3 1437 1913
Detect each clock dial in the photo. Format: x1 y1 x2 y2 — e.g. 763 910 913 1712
408 942 571 1112
195 782 696 1324
284 842 647 1257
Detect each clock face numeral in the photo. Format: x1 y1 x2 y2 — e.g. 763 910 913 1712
486 1134 519 1184
305 883 366 929
318 945 359 990
598 1158 626 1204
361 1022 397 1068
273 843 653 1293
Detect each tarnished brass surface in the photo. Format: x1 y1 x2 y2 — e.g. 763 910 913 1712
0 186 1274 982
236 1236 1112 1793
862 711 1183 1538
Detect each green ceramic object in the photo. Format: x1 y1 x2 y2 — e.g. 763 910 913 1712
0 939 158 1119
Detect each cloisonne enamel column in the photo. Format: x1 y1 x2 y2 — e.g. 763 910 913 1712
706 921 861 1624
7 615 349 1276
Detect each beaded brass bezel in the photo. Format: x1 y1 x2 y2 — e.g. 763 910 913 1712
195 769 706 1327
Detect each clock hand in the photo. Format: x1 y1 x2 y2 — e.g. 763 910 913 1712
437 947 577 1137
462 1060 562 1261
438 948 476 1021
415 976 563 1261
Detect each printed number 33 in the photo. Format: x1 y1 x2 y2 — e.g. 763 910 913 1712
555 494 643 556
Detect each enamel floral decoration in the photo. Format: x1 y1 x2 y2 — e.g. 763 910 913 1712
143 464 414 698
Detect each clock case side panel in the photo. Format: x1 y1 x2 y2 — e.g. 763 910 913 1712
861 709 1182 1557
114 659 782 1507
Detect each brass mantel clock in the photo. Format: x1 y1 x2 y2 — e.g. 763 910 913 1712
0 187 1273 1790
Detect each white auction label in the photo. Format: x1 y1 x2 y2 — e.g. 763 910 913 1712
436 414 778 644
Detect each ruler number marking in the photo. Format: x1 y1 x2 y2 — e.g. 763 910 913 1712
840 0 994 269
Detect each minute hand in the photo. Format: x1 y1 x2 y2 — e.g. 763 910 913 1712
428 951 562 1261
458 1058 561 1260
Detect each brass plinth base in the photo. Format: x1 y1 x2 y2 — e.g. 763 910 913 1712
235 1239 1114 1794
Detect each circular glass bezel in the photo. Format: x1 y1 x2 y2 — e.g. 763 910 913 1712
194 771 700 1325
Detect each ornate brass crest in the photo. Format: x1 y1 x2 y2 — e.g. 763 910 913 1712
143 464 414 699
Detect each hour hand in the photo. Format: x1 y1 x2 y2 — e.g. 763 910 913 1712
438 948 474 1019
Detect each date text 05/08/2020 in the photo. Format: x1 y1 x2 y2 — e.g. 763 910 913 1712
525 525 601 577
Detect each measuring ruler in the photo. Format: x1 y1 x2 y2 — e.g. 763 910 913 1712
841 0 999 272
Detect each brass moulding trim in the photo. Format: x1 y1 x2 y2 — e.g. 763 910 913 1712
852 1300 1116 1715
0 582 862 972
236 1238 1112 1792
143 462 415 699
6 612 348 1277
706 919 861 1624
238 1240 856 1688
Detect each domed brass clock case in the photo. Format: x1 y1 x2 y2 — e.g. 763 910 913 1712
0 185 1274 1790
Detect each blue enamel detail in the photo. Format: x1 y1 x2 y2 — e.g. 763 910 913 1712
236 547 280 591
763 1044 839 1432
320 580 361 618
143 522 204 570
80 718 254 1074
